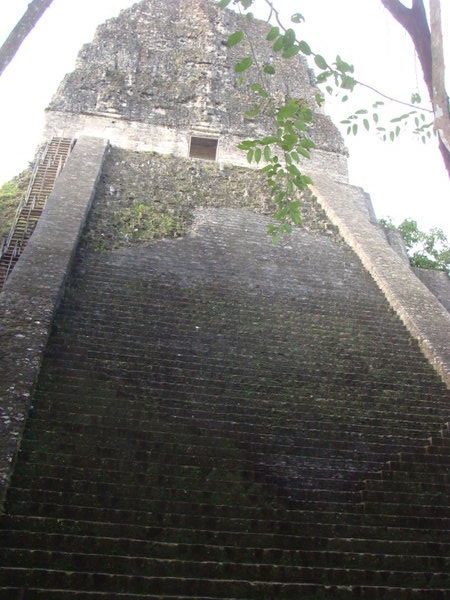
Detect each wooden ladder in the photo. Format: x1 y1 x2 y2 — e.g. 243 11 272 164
0 137 75 290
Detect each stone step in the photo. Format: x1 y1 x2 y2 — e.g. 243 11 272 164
0 591 217 600
34 391 450 428
40 348 445 379
43 347 440 384
7 486 361 511
35 372 444 409
362 501 450 518
2 528 450 561
31 394 445 439
13 443 387 478
6 486 360 514
12 461 380 490
19 427 427 460
47 334 439 381
0 563 448 594
25 411 436 442
362 488 450 506
16 442 400 471
6 500 449 532
398 452 450 465
4 514 447 545
9 472 363 501
0 580 447 600
382 469 449 484
1 536 449 573
387 460 450 475
40 363 443 398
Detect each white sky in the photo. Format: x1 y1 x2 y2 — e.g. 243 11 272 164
0 0 449 233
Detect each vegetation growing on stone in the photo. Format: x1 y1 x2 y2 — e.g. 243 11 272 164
0 168 32 238
83 147 340 251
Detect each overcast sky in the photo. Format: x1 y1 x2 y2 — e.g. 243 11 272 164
0 0 449 233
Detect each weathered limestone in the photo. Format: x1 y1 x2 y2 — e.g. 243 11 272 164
0 137 108 504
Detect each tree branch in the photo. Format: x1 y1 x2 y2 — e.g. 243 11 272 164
380 0 412 25
261 0 432 113
0 0 54 78
380 0 450 176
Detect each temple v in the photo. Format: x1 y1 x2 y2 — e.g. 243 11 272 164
0 0 449 597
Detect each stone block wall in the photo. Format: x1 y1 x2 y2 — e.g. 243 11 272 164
0 137 108 504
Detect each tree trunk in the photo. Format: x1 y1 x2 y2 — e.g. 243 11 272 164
430 0 450 156
380 0 450 177
0 0 54 78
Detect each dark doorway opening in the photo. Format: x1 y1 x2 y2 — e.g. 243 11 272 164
189 137 218 161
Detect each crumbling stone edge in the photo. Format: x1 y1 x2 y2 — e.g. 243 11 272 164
0 136 108 509
310 174 450 390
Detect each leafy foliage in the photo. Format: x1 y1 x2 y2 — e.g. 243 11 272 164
0 168 32 237
380 217 450 274
217 0 439 239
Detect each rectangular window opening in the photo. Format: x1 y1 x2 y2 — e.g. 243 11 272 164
189 136 218 161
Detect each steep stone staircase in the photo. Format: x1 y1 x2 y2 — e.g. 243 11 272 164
0 137 73 289
0 210 449 598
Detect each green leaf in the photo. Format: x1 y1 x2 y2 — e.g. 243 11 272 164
291 13 305 23
352 124 358 135
264 146 271 161
227 31 244 47
314 55 328 70
341 75 356 90
283 45 300 58
291 151 300 162
287 164 302 177
335 55 354 73
247 149 254 163
218 0 232 7
300 138 315 149
249 83 268 97
363 119 370 131
238 140 256 150
390 131 395 141
316 71 331 83
266 26 279 41
373 113 379 123
283 28 296 50
260 136 278 144
282 133 298 150
298 40 311 55
315 92 324 107
297 147 310 159
355 109 368 115
263 64 276 75
294 119 306 131
277 100 300 121
273 36 284 52
235 57 253 72
254 148 262 163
